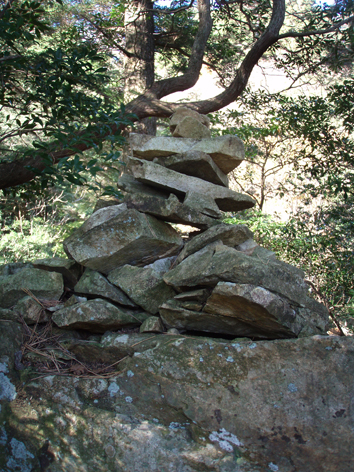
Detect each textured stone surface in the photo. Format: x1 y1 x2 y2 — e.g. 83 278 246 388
129 158 255 213
124 191 220 229
202 282 327 338
13 296 50 324
74 268 136 307
52 298 148 333
0 268 63 308
169 107 210 133
153 150 229 187
32 257 82 288
108 258 176 315
176 223 253 264
172 116 211 138
128 134 245 174
164 242 310 306
63 205 183 274
140 316 164 333
1 334 353 472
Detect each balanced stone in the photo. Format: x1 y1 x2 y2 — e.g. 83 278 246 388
63 205 183 274
153 150 229 187
124 191 220 229
129 158 255 213
169 107 210 133
172 116 211 139
128 134 244 174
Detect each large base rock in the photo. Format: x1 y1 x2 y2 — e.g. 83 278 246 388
1 334 353 472
63 205 183 274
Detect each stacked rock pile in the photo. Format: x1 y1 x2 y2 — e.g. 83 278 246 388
0 108 328 341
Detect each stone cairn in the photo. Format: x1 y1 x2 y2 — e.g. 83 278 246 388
0 107 328 340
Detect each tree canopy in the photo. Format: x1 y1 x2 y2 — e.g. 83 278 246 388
0 0 354 190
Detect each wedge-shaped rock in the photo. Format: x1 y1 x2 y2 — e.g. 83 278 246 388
153 151 228 187
74 269 136 307
63 205 183 274
129 158 255 213
176 223 253 264
172 116 211 139
52 298 148 333
108 258 176 314
128 134 244 174
160 298 265 337
164 242 328 319
0 268 63 309
32 257 81 289
202 282 328 338
169 107 210 133
139 316 164 333
124 191 219 229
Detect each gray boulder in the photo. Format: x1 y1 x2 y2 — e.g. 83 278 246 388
172 116 211 139
129 158 255 213
63 205 183 274
52 298 148 333
32 257 82 288
176 223 253 264
153 150 229 187
124 191 220 229
164 242 308 305
74 269 136 307
169 107 210 133
128 134 245 174
0 268 63 309
108 257 176 315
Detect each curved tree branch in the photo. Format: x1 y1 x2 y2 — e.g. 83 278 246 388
145 0 213 99
278 15 354 40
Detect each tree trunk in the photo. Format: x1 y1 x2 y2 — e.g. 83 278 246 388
124 0 156 135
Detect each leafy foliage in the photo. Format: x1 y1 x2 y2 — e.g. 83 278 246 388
0 0 132 195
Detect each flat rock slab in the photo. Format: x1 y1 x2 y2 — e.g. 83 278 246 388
128 134 245 174
74 269 136 307
129 158 255 213
0 267 63 309
124 191 220 229
163 281 326 338
176 223 253 264
153 150 229 187
52 298 148 333
63 205 183 274
160 298 266 337
163 242 328 327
